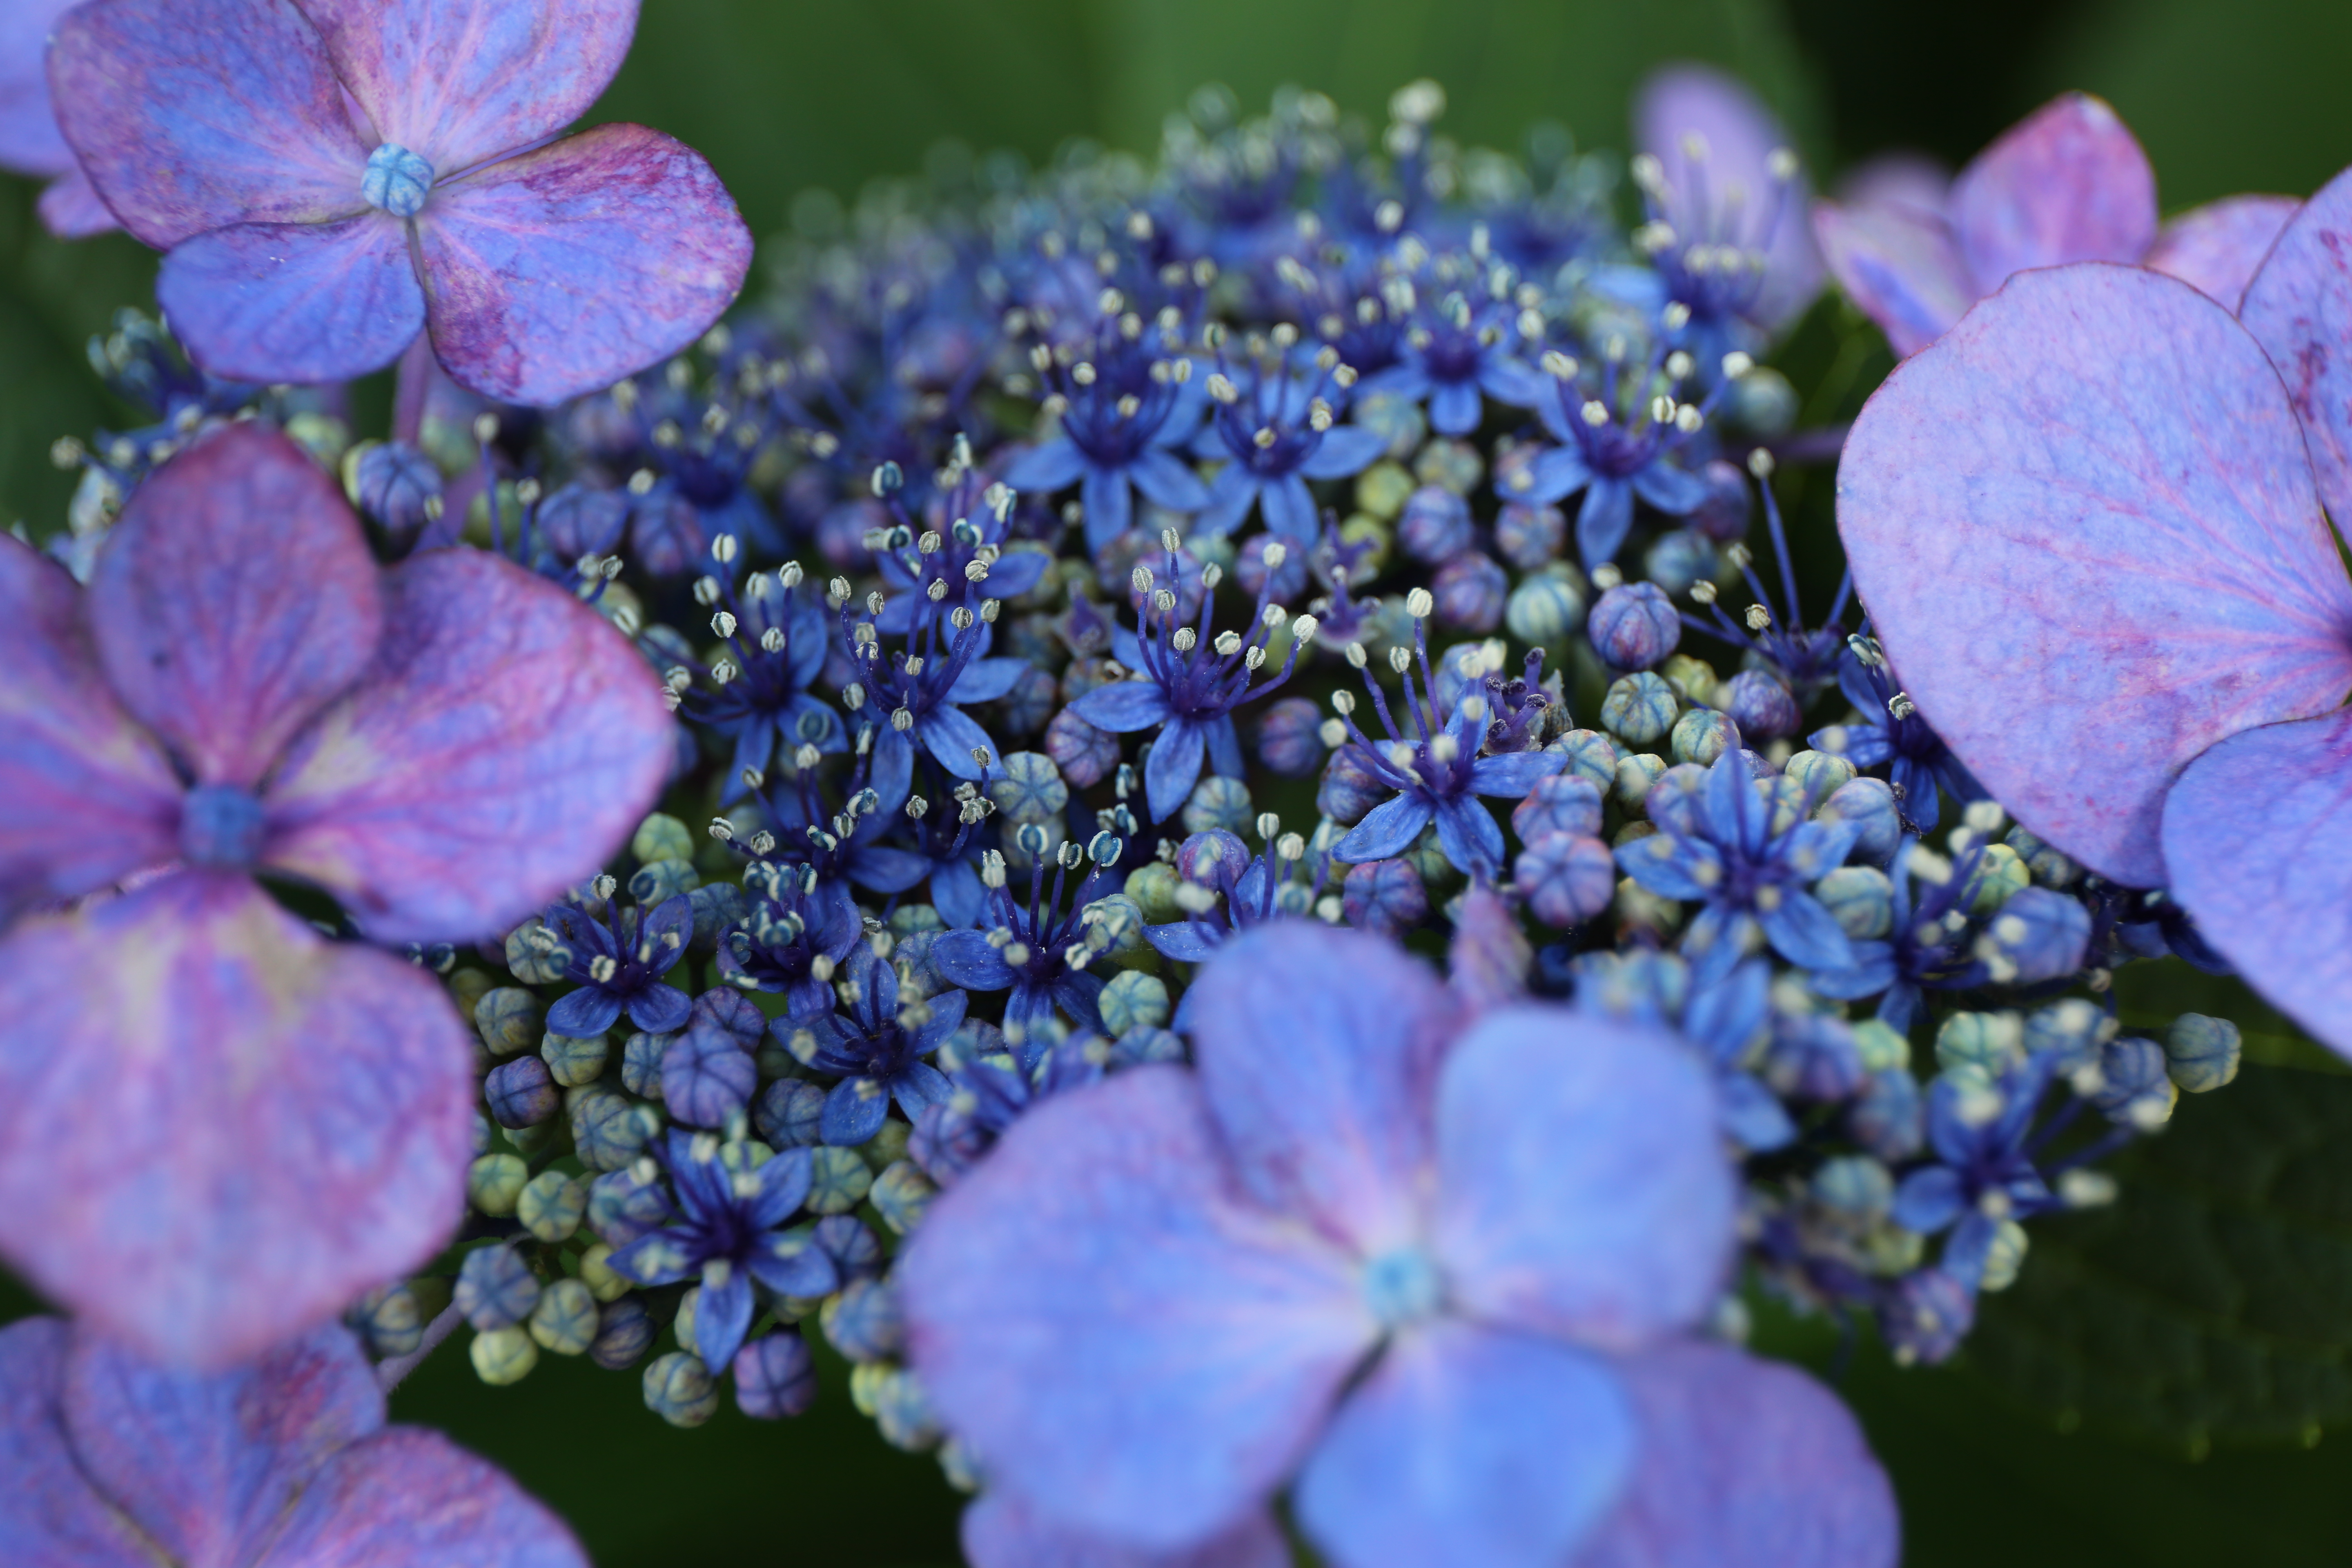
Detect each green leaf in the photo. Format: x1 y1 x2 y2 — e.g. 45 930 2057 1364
1968 1061 2352 1446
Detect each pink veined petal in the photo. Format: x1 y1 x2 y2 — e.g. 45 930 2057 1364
418 122 751 405
258 1426 588 1568
1572 1342 1900 1568
158 213 425 386
0 0 78 174
47 0 369 249
1837 263 2352 886
1833 151 1949 216
900 1068 1374 1554
1631 64 1821 330
2145 193 2300 314
1811 197 1976 357
1434 1007 1734 1349
1186 922 1462 1256
301 0 638 176
262 548 674 944
2241 165 2352 529
962 1492 1293 1568
38 167 121 238
2162 709 2352 1060
87 423 384 790
1294 1321 1637 1568
1949 92 2157 298
0 1320 154 1568
0 537 180 918
0 873 475 1370
62 1324 383 1568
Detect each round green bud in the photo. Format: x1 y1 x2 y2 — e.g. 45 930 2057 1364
473 988 543 1055
541 1031 609 1089
1815 866 1893 940
503 918 569 985
1851 1019 1909 1076
806 1146 875 1215
470 1325 539 1386
1782 749 1857 808
1550 728 1620 792
628 857 700 906
1124 862 1183 924
1080 893 1155 971
861 1121 911 1172
870 1160 937 1238
1098 971 1170 1036
447 968 495 1028
632 812 695 865
529 1278 599 1356
675 1283 700 1355
1182 775 1254 837
1355 460 1415 520
988 751 1069 825
350 1282 424 1358
1657 653 1719 708
2164 1013 2242 1094
1403 823 1456 890
2005 825 2081 889
467 1153 529 1217
867 1366 941 1452
642 1351 719 1428
889 903 946 936
1670 708 1737 767
1612 752 1668 816
518 1172 586 1243
578 1242 633 1303
1934 1011 2022 1077
1600 672 1679 746
1978 1220 2030 1293
1963 842 2029 914
1505 569 1585 646
1813 1155 1893 1216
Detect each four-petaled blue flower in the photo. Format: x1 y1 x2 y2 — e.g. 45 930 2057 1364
931 837 1121 1040
1003 309 1211 552
1353 254 1548 435
545 893 696 1036
1192 336 1386 539
774 940 968 1145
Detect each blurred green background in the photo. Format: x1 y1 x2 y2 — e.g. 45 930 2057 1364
9 0 2352 1562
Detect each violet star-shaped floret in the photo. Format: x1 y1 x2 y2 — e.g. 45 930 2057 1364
0 0 115 236
1615 749 1860 987
1073 538 1307 822
1807 634 1985 832
0 423 672 1366
1624 66 1822 361
900 922 1898 1568
1506 341 1725 567
773 938 967 1146
1191 335 1386 540
1352 254 1548 437
1327 611 1563 878
1836 239 2352 1057
1812 92 2297 356
931 838 1121 1040
49 0 752 401
871 459 1052 634
606 1130 840 1374
684 567 845 802
714 857 866 1016
0 1317 585 1566
543 892 695 1036
836 582 1023 803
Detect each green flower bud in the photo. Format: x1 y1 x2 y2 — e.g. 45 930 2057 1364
1815 866 1893 940
448 968 495 1028
473 988 543 1054
530 1278 599 1356
2164 1014 2241 1094
467 1153 529 1216
1612 752 1668 815
470 1325 539 1385
1851 1019 1909 1075
504 918 569 985
1124 862 1183 924
1355 461 1414 519
1551 728 1619 791
1657 653 1718 708
871 1160 937 1237
1600 671 1679 746
1963 842 2029 914
579 1242 633 1303
861 1121 911 1173
643 1351 719 1427
806 1146 874 1214
518 1172 586 1243
1781 750 1856 808
1098 971 1170 1035
2005 825 2080 888
1934 1012 2022 1078
1978 1220 2029 1293
628 857 700 906
541 1031 609 1088
632 812 695 865
1670 708 1736 767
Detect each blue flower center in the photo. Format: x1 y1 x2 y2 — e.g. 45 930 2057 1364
1360 1245 1443 1328
179 783 267 869
362 143 435 218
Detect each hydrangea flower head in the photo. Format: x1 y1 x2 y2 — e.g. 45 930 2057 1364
0 423 672 1364
900 922 1897 1568
1837 234 2352 1055
0 0 116 235
49 0 753 401
1812 92 2298 354
0 1316 585 1566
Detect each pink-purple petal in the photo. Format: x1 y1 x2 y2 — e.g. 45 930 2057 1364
261 548 672 942
962 1492 1293 1568
1187 922 1460 1255
1294 1321 1636 1568
2161 710 2352 1060
89 425 384 791
1810 198 1974 357
158 214 425 386
0 1320 153 1568
0 538 181 915
1838 263 2352 886
38 167 120 238
2145 194 2299 313
62 1324 384 1566
1948 92 2156 298
900 1067 1372 1553
47 0 369 248
419 123 752 405
261 1426 588 1568
0 873 475 1368
2240 165 2352 528
0 0 76 174
1435 1007 1733 1349
1833 152 1949 216
1572 1342 1899 1568
300 0 638 175
1631 65 1820 329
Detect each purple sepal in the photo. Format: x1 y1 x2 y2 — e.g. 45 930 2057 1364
265 1425 589 1568
1948 92 2155 296
962 1490 1294 1568
1187 923 1459 1254
1572 1342 1899 1568
900 1067 1371 1552
0 538 181 916
1632 66 1820 329
158 214 424 387
0 873 474 1368
1435 1007 1733 1348
1294 1321 1635 1568
1810 198 1973 357
1838 263 2352 886
2162 709 2352 1060
420 123 753 405
2145 194 2299 312
39 167 121 238
0 1319 151 1566
90 425 383 791
48 0 368 249
2241 165 2352 529
0 0 77 174
301 0 639 175
263 548 673 943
